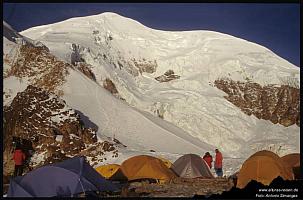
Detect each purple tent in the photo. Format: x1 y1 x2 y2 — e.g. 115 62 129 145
7 156 118 197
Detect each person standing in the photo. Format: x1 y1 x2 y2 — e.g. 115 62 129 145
12 147 26 177
214 149 223 177
202 152 213 169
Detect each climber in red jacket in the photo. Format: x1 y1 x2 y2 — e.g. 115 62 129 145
214 149 223 177
202 152 213 169
12 148 26 177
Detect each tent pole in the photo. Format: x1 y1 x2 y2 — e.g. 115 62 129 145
78 157 86 196
79 178 86 196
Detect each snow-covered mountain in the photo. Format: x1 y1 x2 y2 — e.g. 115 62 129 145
20 12 300 157
3 19 216 175
3 12 300 177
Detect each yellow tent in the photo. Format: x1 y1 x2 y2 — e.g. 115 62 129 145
95 164 127 181
237 151 294 189
120 155 176 183
157 157 173 168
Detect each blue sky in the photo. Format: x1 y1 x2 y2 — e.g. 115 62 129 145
3 3 300 67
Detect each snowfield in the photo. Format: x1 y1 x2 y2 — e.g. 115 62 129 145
3 12 300 176
60 69 215 154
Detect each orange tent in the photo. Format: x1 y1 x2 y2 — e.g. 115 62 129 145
95 164 127 181
281 153 300 179
120 155 176 183
236 150 294 189
249 150 281 160
250 151 294 179
281 153 300 168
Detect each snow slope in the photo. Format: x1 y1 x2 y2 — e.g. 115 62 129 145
21 12 300 159
60 69 215 154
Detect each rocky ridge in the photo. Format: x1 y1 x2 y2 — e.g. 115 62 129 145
4 44 70 95
214 79 300 127
3 85 120 177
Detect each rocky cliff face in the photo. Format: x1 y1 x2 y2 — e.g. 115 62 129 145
3 85 99 176
214 79 300 127
3 40 125 179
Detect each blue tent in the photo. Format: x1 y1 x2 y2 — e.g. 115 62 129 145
7 156 118 197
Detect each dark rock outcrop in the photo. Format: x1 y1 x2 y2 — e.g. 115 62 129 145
103 78 118 94
71 43 84 65
70 44 96 82
132 58 157 74
75 62 96 81
214 79 300 127
155 70 180 83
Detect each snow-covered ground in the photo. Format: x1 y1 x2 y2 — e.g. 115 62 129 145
3 13 300 176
